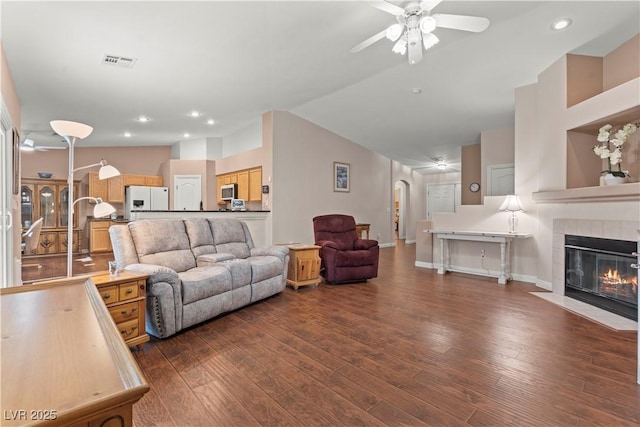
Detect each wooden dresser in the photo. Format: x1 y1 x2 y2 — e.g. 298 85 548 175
1 278 149 426
91 271 150 348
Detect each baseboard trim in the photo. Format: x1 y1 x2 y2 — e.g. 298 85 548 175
405 240 416 245
415 261 435 269
436 265 537 284
535 279 552 291
379 242 396 248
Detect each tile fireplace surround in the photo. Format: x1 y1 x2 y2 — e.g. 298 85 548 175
550 218 639 329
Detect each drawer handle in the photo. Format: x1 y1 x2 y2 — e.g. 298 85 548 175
120 326 138 337
631 263 639 270
120 307 138 317
126 288 133 294
103 293 111 299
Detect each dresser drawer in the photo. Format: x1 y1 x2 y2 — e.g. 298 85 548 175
99 285 119 305
109 301 140 324
117 319 140 340
119 282 139 301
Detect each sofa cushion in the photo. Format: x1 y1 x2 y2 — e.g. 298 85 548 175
248 255 284 283
184 218 217 257
210 218 251 258
179 266 232 305
129 219 196 272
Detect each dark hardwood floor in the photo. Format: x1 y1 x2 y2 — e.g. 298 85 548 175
23 242 640 426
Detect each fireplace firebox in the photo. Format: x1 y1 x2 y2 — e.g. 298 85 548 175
565 235 637 321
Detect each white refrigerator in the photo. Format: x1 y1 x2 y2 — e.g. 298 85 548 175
125 186 169 219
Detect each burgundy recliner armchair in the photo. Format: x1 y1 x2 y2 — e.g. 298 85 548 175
313 214 379 284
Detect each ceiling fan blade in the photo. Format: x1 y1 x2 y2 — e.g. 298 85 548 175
351 28 388 53
419 0 443 12
368 0 405 16
433 14 490 32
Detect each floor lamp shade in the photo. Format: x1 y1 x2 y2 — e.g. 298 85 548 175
50 120 93 140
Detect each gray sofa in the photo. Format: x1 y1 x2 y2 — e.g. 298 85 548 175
109 218 289 338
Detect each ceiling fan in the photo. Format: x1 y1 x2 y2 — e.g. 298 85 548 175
351 0 490 65
20 131 67 151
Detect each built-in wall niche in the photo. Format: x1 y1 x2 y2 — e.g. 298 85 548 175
566 106 640 189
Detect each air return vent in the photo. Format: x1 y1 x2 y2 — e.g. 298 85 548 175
102 54 137 68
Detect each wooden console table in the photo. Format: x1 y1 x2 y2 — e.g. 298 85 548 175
1 278 149 426
356 223 370 239
431 230 532 285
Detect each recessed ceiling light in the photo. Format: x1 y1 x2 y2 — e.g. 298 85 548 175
137 116 150 123
551 18 572 31
183 133 190 138
411 88 422 95
189 111 201 118
207 119 215 125
123 132 132 138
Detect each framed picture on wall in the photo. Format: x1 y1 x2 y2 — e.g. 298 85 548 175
12 128 20 194
333 161 350 192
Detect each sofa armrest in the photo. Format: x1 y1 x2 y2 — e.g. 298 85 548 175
354 239 378 250
316 240 338 250
250 246 289 262
124 263 183 338
196 252 236 267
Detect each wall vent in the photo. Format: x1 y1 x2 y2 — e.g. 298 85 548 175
102 54 137 68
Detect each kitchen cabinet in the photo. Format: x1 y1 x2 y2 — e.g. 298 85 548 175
21 178 81 256
89 219 114 253
248 167 262 202
88 172 122 203
216 167 262 205
90 173 163 203
124 174 164 187
237 170 249 200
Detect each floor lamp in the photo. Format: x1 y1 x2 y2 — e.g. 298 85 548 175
50 120 121 277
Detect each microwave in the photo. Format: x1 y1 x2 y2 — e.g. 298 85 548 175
220 183 237 201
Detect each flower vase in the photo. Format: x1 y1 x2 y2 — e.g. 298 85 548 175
603 173 628 186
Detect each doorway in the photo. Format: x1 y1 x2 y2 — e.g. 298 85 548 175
487 164 514 196
394 180 409 240
174 175 202 211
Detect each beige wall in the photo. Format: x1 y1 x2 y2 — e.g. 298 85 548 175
271 111 393 246
603 34 640 91
461 144 480 205
480 127 515 197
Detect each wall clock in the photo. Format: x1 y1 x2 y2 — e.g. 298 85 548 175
469 182 480 192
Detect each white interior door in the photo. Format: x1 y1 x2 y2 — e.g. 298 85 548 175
174 175 201 211
487 164 515 196
427 183 457 220
1 101 15 286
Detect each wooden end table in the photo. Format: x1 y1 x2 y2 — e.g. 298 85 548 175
91 270 150 348
286 244 321 289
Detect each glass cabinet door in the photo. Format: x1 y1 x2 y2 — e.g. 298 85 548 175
20 185 34 228
38 185 56 228
60 186 69 228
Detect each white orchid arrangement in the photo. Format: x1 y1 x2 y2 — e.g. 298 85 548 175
592 122 637 177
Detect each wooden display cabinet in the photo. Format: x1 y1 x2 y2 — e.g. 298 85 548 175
286 244 321 289
21 178 82 255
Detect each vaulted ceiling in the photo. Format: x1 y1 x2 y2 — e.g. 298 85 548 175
2 1 638 174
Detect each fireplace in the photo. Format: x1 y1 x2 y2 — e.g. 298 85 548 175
565 235 637 321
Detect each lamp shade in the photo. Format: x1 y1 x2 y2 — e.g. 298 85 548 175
93 198 116 218
499 195 524 212
50 120 93 139
98 164 121 180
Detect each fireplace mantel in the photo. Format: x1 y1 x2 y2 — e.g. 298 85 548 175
533 182 640 203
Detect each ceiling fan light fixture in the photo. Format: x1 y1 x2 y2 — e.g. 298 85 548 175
423 33 439 50
419 16 437 34
392 38 407 55
21 139 35 151
437 161 447 170
385 24 403 41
